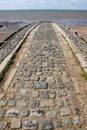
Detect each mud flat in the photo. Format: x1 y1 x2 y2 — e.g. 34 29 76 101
69 26 87 41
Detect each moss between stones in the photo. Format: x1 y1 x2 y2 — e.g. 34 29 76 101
62 33 87 80
0 59 13 82
0 35 27 83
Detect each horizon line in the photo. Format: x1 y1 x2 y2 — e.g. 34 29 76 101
0 9 87 11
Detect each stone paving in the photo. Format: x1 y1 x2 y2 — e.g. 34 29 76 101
59 25 87 61
0 22 86 130
0 23 36 64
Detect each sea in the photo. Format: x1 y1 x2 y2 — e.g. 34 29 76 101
0 10 87 26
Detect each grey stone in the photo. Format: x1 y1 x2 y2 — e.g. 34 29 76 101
41 120 53 130
73 116 84 124
69 91 76 97
58 90 67 97
31 76 39 81
64 118 72 126
67 84 74 90
18 82 25 88
6 109 19 117
56 121 62 127
30 100 39 108
17 101 27 107
30 68 37 72
58 83 65 89
8 101 16 107
32 91 39 98
0 110 4 118
23 120 38 129
8 93 14 99
50 90 56 94
42 91 49 98
61 108 72 116
40 82 48 89
46 110 58 118
24 72 31 77
49 83 57 89
21 110 29 117
11 118 21 129
34 82 40 89
58 99 64 108
34 82 48 89
0 121 7 129
31 110 45 117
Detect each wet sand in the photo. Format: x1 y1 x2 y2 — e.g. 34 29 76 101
69 26 87 41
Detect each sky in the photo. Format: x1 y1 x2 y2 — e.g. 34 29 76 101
0 0 87 10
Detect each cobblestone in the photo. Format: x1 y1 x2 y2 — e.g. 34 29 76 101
0 22 86 129
61 108 72 116
11 118 21 129
0 121 7 129
21 110 29 117
23 120 38 130
41 120 53 130
6 109 19 117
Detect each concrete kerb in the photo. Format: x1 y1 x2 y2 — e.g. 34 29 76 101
0 23 38 73
53 23 87 73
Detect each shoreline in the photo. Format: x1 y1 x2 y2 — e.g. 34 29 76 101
0 20 87 43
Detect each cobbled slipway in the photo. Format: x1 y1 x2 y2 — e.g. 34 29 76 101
0 22 86 130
